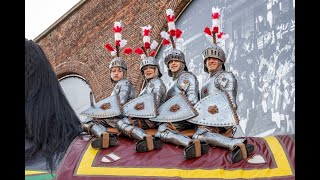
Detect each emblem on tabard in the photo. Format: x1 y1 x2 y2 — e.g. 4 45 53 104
100 103 111 110
170 104 180 112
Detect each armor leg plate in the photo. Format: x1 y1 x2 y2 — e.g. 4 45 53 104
116 117 147 140
155 123 191 147
90 124 107 137
193 127 245 150
118 118 162 152
193 127 254 163
156 123 209 158
82 122 107 138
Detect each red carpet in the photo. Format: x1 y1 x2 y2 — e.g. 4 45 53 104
55 134 295 180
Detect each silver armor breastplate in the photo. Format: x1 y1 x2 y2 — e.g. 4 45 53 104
139 78 166 108
166 72 199 106
111 79 136 105
201 70 237 110
201 75 221 99
166 81 181 100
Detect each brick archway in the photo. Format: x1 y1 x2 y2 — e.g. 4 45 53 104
55 61 103 101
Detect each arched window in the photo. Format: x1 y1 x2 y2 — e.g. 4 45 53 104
59 74 92 122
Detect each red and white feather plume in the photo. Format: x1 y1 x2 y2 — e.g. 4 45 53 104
104 21 132 57
134 25 159 59
141 25 151 49
203 6 229 45
161 9 183 48
165 9 182 39
211 7 221 34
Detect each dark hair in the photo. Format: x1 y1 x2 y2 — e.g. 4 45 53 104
25 39 81 172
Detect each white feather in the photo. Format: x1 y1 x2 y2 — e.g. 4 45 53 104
150 40 158 50
114 33 122 41
143 36 150 43
114 21 122 27
168 22 176 30
119 39 127 48
221 33 229 40
212 7 220 14
212 19 220 27
140 54 146 59
141 25 152 31
160 31 170 40
111 51 116 56
166 9 174 16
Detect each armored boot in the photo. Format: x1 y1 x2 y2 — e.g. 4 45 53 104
193 127 254 163
117 118 162 152
183 139 209 159
82 122 117 149
155 123 209 159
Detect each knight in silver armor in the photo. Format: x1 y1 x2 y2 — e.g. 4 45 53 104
116 56 166 152
192 44 254 163
154 49 209 159
81 57 135 149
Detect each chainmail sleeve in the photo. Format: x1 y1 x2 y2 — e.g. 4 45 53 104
216 72 238 110
178 72 200 106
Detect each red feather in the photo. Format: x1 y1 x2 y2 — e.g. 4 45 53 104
143 29 150 36
175 29 182 38
169 29 175 37
144 42 150 49
104 44 114 52
162 39 171 45
204 27 212 36
115 40 121 47
123 47 133 54
134 47 144 55
213 27 219 33
212 13 220 19
149 50 156 57
166 15 175 22
113 26 122 33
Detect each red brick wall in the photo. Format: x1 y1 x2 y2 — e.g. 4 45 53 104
36 0 191 101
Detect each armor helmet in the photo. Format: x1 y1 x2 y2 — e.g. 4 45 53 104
109 57 127 70
140 56 162 78
164 49 188 77
202 45 226 73
109 57 127 81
